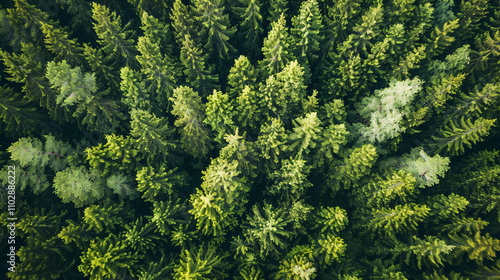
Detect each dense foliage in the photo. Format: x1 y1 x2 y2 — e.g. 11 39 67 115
1 0 500 279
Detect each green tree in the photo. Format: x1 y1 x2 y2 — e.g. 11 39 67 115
40 22 83 65
79 234 139 280
336 144 378 189
85 134 139 176
365 203 430 236
192 0 236 66
179 34 219 97
136 165 186 202
170 86 212 158
260 13 294 75
287 112 322 157
227 55 258 99
204 89 236 143
430 117 496 156
291 0 323 82
130 109 176 163
173 243 229 280
91 2 137 67
53 166 106 208
234 0 263 58
246 202 293 257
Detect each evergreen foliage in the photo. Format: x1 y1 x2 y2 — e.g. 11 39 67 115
3 1 500 279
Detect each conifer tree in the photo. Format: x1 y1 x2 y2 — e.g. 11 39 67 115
84 43 119 91
392 235 455 269
449 232 500 263
234 0 263 58
179 34 219 97
246 203 293 257
291 0 323 82
204 89 236 143
91 3 137 67
192 0 236 66
0 85 42 136
269 157 312 204
120 66 150 111
46 60 96 106
268 0 288 24
256 117 287 173
365 203 430 236
79 234 139 280
40 22 83 65
356 77 422 144
430 117 496 156
136 165 186 202
170 0 197 45
170 86 212 158
136 35 177 107
260 13 294 75
173 243 230 280
85 134 139 176
53 166 106 208
130 109 176 163
151 197 188 236
227 55 258 99
336 144 378 189
83 201 127 234
287 112 322 157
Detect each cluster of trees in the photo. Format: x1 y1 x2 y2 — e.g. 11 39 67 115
0 0 499 279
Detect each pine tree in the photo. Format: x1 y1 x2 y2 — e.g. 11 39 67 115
246 202 293 257
426 19 459 58
170 0 197 45
82 201 127 233
136 35 177 108
388 147 451 188
428 194 469 221
192 0 236 66
365 203 430 236
0 85 43 136
151 197 188 236
357 170 417 208
40 22 83 65
430 117 496 156
84 43 119 91
120 66 150 111
457 0 489 40
85 134 139 176
287 112 322 157
261 60 307 120
260 13 294 76
130 109 176 163
336 144 378 189
313 206 349 235
356 77 422 144
219 129 258 178
268 0 288 24
227 55 258 99
107 173 138 200
46 60 96 106
204 89 236 143
53 166 106 208
78 234 139 280
393 236 455 269
136 165 186 202
314 234 347 268
291 0 323 82
449 232 500 263
179 34 219 97
170 86 212 158
256 117 287 173
234 0 263 58
269 157 312 204
91 2 137 67
173 243 229 280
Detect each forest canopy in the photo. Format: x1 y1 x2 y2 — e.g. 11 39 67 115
0 0 500 279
